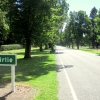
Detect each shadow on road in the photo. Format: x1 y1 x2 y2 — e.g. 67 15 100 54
64 65 73 68
97 54 100 56
57 65 73 72
55 52 64 54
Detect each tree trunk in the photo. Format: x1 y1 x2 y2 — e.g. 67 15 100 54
76 39 80 49
0 45 1 51
39 43 43 52
77 42 79 49
76 35 79 49
72 40 74 49
45 44 48 49
68 42 70 48
88 42 91 49
50 43 55 53
68 44 70 48
92 19 95 49
92 40 95 49
51 45 54 51
48 43 51 48
24 39 31 58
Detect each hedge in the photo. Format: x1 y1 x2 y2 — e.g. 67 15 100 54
0 44 23 51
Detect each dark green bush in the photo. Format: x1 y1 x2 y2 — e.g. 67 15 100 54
0 44 23 51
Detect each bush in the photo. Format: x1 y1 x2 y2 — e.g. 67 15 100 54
0 44 23 51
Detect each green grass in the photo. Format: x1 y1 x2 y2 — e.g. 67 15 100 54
76 46 100 55
0 47 58 100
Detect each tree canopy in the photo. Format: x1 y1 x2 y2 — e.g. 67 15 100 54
1 0 100 55
64 6 100 49
0 0 69 58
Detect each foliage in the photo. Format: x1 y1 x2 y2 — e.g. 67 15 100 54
64 6 100 49
1 0 69 58
0 0 9 45
65 10 88 49
89 7 98 48
90 7 97 18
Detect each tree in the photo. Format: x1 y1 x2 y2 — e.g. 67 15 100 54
54 0 69 46
74 11 87 49
93 9 100 48
4 0 69 57
82 15 92 47
68 11 77 48
90 7 98 48
65 10 89 49
6 0 52 58
0 0 8 45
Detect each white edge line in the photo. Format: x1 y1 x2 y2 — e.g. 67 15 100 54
58 54 78 100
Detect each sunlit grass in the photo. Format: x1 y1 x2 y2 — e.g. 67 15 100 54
0 47 58 100
76 46 100 55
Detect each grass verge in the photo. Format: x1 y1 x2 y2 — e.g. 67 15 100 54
0 47 58 100
76 46 100 55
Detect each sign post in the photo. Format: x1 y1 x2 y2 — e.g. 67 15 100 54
11 66 15 92
0 54 17 92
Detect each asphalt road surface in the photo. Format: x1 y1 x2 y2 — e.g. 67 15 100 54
56 46 100 100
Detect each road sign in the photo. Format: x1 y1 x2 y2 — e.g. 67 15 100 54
0 54 17 92
0 54 17 66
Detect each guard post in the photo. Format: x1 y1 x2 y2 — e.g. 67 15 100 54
0 54 17 92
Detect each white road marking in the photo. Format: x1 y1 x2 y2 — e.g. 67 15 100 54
58 54 78 100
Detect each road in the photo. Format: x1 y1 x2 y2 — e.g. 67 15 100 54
56 46 100 100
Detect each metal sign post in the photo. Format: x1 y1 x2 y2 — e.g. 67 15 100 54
11 66 15 92
0 54 17 92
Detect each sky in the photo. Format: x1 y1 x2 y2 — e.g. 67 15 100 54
67 0 100 16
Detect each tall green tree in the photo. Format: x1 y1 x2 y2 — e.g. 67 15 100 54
93 9 100 47
0 0 8 45
6 0 52 58
65 10 89 49
4 0 69 57
90 7 98 48
54 0 69 46
82 15 92 47
74 10 87 49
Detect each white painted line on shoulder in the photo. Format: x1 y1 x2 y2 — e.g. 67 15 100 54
58 54 78 100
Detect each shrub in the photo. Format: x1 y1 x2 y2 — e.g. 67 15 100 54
0 44 23 51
